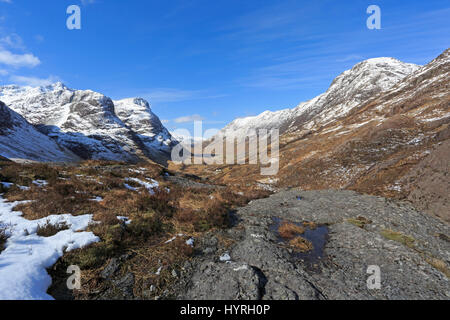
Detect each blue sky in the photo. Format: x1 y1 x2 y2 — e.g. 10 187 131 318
0 0 448 133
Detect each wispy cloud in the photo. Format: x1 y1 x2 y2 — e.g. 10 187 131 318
81 0 95 5
34 35 45 43
336 54 365 62
0 34 24 49
139 88 226 103
9 75 60 87
0 0 12 4
174 114 205 123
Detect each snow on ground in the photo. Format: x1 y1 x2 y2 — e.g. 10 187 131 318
219 253 231 262
0 196 99 300
124 183 138 191
1 182 13 189
164 233 185 244
89 196 103 202
125 177 159 195
117 216 132 225
32 180 48 187
185 238 194 247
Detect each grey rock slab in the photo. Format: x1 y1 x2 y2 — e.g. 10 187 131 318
181 189 449 300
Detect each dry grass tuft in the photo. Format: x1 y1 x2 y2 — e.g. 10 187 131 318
36 221 70 237
426 257 450 278
278 221 305 239
303 221 318 229
289 236 313 252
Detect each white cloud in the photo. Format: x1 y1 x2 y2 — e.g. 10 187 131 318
9 75 60 87
0 69 8 76
0 49 40 68
174 114 205 123
0 0 12 3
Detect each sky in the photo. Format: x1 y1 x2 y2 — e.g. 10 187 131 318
0 0 449 134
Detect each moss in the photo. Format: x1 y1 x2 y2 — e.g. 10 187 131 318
380 229 415 249
347 216 372 229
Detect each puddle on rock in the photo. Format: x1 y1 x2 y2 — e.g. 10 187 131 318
270 217 329 270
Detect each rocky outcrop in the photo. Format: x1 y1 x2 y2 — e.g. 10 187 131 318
180 190 449 300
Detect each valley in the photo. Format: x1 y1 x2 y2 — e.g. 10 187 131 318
0 48 449 300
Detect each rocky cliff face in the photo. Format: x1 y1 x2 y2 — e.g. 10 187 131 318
0 83 177 164
0 101 80 162
114 98 175 161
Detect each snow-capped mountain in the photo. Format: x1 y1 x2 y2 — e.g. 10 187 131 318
0 83 177 164
219 57 420 137
114 98 176 159
0 101 80 162
206 48 449 221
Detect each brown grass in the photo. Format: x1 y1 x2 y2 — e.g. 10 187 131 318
278 221 305 239
289 236 313 252
36 221 70 237
1 160 275 300
426 257 450 278
303 221 317 229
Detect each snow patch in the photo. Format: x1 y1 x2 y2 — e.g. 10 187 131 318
0 196 99 300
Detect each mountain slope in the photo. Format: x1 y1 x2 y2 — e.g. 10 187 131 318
114 98 175 162
0 101 80 162
0 83 177 164
176 48 450 222
219 58 420 137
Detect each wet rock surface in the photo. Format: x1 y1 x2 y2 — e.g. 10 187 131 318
180 189 450 300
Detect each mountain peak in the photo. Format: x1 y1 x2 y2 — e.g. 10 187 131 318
1 84 176 164
219 54 422 137
116 97 152 110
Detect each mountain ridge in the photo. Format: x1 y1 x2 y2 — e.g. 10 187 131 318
0 83 177 164
218 57 420 137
